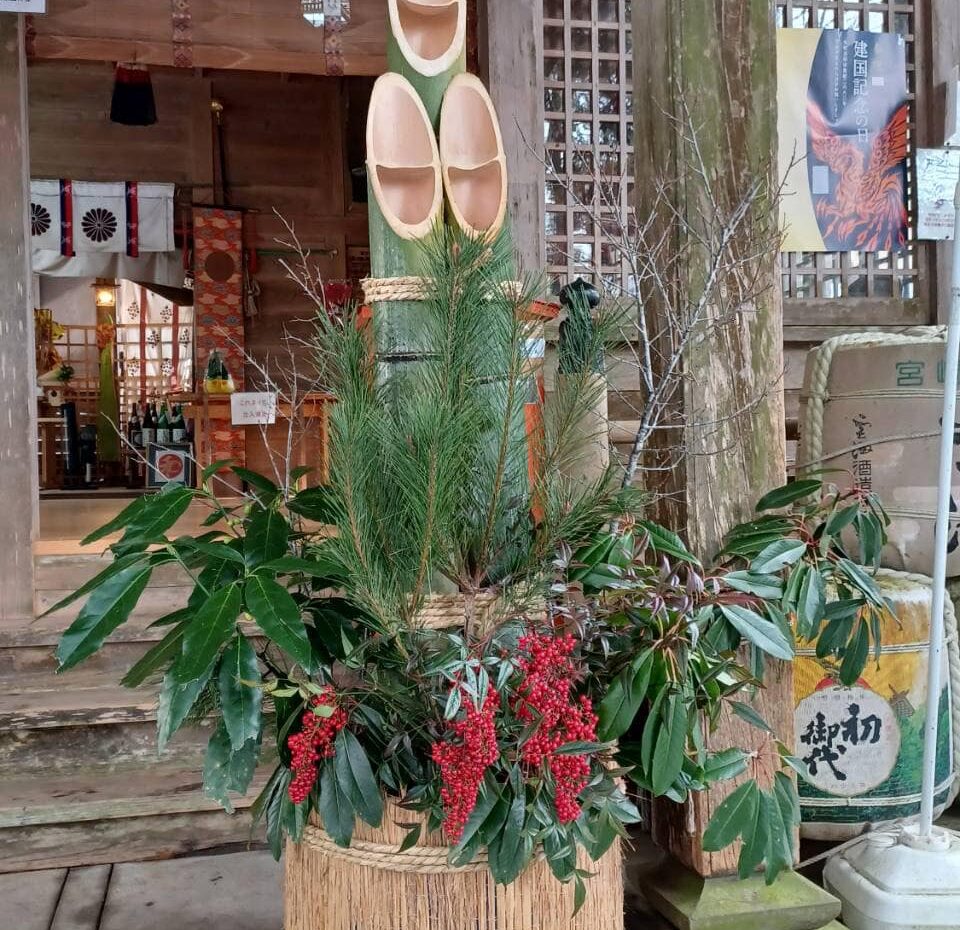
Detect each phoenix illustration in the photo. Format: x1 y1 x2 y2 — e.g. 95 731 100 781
806 100 909 251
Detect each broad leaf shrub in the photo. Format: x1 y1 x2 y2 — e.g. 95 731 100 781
51 472 891 893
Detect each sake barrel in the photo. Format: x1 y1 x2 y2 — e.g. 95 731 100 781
799 328 960 577
793 569 960 841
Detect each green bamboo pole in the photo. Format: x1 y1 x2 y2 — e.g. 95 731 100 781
386 0 467 128
365 73 443 397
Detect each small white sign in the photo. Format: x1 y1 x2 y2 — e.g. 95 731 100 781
230 392 278 426
917 148 960 241
0 0 46 11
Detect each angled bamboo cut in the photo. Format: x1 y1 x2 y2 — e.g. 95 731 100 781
439 73 508 240
387 0 467 127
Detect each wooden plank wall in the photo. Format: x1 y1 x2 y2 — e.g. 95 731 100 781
30 0 387 76
28 60 366 481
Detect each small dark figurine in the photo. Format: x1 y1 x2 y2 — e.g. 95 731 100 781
558 277 603 376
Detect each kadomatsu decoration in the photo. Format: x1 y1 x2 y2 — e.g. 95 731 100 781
52 225 893 914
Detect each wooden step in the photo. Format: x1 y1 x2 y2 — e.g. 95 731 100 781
0 768 269 873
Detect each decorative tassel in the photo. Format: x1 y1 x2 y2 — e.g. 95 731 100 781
110 63 157 126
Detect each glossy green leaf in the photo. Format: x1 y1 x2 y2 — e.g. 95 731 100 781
638 521 700 566
176 537 244 564
755 480 821 512
488 792 529 885
597 650 653 741
729 699 774 735
243 507 290 569
573 875 587 917
544 829 577 883
81 495 149 545
651 692 688 797
702 748 749 783
119 485 194 545
450 780 501 864
737 784 770 879
750 539 808 574
319 760 355 847
250 764 288 861
121 619 187 688
201 459 235 485
762 789 794 884
57 563 154 670
796 565 826 641
157 666 212 751
723 572 783 600
702 780 758 852
189 558 242 610
172 584 241 683
43 552 150 618
244 575 314 670
261 556 341 580
202 721 260 813
840 620 870 686
218 634 263 749
287 486 338 523
334 729 383 827
720 605 794 661
825 505 859 537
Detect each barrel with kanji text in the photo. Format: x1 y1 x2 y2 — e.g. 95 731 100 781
793 569 959 841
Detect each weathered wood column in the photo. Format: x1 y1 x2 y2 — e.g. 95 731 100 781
476 0 544 272
0 14 38 625
631 5 838 928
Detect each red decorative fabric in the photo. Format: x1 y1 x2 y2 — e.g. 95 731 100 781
193 207 245 466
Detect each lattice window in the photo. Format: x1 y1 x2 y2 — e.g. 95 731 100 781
776 0 921 303
542 0 634 294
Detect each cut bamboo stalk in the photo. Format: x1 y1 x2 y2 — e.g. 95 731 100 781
387 0 467 127
439 73 508 240
365 72 443 386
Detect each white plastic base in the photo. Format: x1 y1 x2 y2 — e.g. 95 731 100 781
823 825 960 930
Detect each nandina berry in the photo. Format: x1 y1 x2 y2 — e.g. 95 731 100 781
287 687 349 805
512 632 598 823
431 686 500 842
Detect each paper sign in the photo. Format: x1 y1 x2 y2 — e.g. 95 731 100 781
917 148 960 240
0 0 46 11
230 392 278 426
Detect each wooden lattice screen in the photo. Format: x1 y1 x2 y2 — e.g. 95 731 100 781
542 0 634 293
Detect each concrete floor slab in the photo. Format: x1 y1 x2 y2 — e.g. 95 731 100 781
99 851 282 930
4 867 66 930
50 864 110 930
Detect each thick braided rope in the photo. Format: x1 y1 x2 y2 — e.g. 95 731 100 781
799 327 947 474
879 568 960 801
362 276 525 305
302 826 546 874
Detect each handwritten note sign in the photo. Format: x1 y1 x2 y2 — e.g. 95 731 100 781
230 392 278 426
0 0 46 10
917 148 960 241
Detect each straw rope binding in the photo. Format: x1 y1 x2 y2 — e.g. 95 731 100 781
302 827 495 873
362 276 525 305
413 592 499 632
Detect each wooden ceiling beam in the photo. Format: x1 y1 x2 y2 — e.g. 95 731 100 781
28 0 387 77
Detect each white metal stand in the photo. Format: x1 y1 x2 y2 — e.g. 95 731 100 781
823 180 960 929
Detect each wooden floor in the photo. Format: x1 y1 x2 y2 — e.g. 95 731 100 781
10 850 282 930
8 842 672 930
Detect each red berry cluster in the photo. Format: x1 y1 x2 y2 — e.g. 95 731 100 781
431 686 500 842
513 632 599 823
287 687 349 805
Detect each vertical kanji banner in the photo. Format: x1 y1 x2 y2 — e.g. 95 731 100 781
777 28 908 252
193 206 245 466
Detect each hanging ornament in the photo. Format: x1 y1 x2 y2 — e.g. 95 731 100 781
110 63 158 126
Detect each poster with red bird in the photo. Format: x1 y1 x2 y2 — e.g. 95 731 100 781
778 29 909 253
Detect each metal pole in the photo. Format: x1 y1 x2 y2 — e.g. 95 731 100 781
919 178 960 836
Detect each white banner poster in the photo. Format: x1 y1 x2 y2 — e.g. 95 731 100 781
917 148 960 241
29 179 61 252
0 1 47 12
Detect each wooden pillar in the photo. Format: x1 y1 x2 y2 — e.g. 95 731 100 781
476 0 544 273
926 1 960 323
0 14 37 625
633 0 793 883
